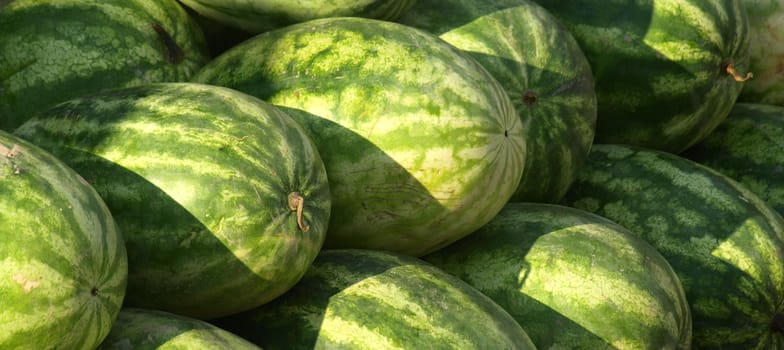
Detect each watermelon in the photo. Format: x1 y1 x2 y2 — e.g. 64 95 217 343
192 17 525 257
0 0 210 131
398 0 597 203
530 0 751 153
178 0 416 34
737 0 784 105
0 130 127 349
424 203 692 349
683 103 784 217
96 308 261 349
13 83 331 319
213 249 537 350
561 144 784 348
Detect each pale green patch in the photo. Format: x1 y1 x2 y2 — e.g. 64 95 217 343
316 315 405 350
602 201 642 233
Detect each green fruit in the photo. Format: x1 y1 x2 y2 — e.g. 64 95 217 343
192 17 525 257
683 102 784 217
531 0 751 153
96 308 261 349
562 144 784 349
0 0 210 131
737 0 784 104
398 0 597 203
0 130 127 349
214 249 537 350
424 203 692 349
14 83 331 319
178 0 416 34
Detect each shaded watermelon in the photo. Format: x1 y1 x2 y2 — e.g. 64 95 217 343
424 203 692 349
213 249 537 349
398 0 597 203
14 83 331 319
96 308 261 349
562 144 784 348
0 130 127 349
530 0 751 153
0 0 210 131
192 17 525 257
737 0 784 105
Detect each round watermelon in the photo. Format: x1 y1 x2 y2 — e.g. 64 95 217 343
14 82 331 319
0 0 210 131
96 308 261 349
398 0 597 203
562 144 784 348
424 203 692 349
192 17 525 257
531 0 751 153
0 130 127 349
213 249 537 349
737 0 784 105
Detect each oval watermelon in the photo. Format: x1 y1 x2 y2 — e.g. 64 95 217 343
737 0 784 105
14 82 331 319
424 203 692 349
683 102 784 217
192 17 525 257
178 0 416 34
96 308 261 349
213 249 537 350
531 0 751 153
398 0 597 203
562 144 784 348
0 130 127 349
0 0 210 131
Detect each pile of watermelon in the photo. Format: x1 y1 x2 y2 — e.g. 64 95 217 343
2 0 784 349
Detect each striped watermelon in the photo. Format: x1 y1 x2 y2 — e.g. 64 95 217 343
0 0 210 131
737 0 784 104
398 0 597 203
213 249 537 349
13 83 331 319
0 130 127 349
178 0 416 34
683 103 784 217
424 203 692 349
562 144 784 348
96 308 261 349
192 17 525 257
530 0 751 153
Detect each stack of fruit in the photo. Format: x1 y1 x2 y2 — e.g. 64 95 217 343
1 0 783 349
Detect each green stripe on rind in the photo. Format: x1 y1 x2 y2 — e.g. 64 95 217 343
0 0 210 131
178 0 416 34
424 203 692 349
683 103 784 217
96 308 261 349
532 0 750 153
399 0 597 203
737 0 784 104
14 83 331 319
0 130 127 350
561 144 784 349
214 249 536 350
192 17 525 257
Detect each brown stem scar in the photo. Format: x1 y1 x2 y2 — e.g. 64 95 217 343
288 192 310 232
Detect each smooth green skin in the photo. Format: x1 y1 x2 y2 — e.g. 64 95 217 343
0 0 210 131
96 308 261 349
178 0 415 34
0 130 127 350
14 83 331 320
398 0 597 204
214 249 537 350
532 0 750 153
562 144 784 349
683 103 784 218
192 17 525 257
424 203 692 350
738 0 784 105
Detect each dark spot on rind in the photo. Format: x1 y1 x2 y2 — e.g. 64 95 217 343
152 22 184 64
91 287 99 296
522 91 538 106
